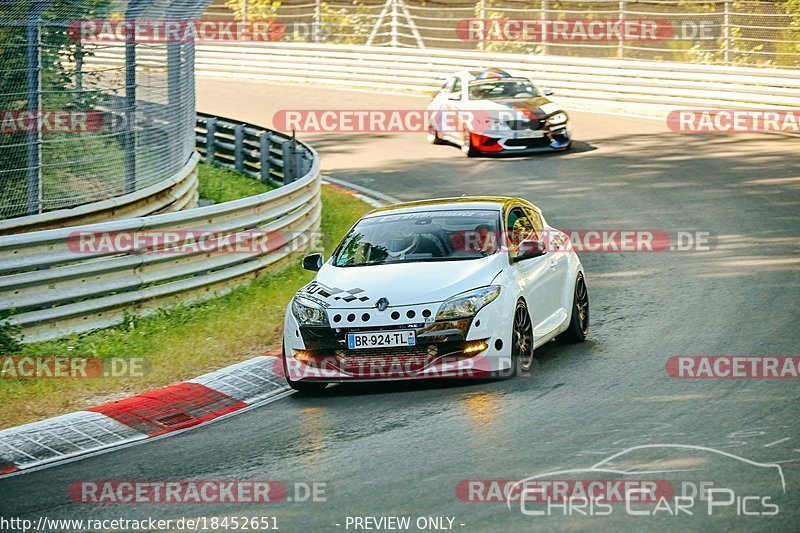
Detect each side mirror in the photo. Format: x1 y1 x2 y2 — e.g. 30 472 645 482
302 253 324 271
543 89 554 96
513 240 546 262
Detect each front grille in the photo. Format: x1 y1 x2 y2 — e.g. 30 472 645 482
505 119 544 131
335 344 437 358
505 137 551 148
335 345 438 375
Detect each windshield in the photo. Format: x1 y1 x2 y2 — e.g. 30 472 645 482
468 79 540 100
333 209 501 267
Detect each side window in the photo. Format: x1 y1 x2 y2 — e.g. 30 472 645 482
524 207 544 240
452 78 462 94
506 207 536 258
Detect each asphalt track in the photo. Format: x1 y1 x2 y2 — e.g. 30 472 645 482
1 79 799 531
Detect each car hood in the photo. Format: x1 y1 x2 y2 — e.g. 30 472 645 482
468 97 562 119
303 254 506 308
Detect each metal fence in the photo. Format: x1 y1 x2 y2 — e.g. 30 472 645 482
1 113 321 343
204 0 800 68
0 0 210 220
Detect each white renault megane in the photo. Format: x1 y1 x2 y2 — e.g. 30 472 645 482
282 197 588 392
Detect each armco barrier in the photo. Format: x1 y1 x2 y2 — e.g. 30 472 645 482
196 112 312 185
1 115 321 343
0 155 200 236
186 42 800 114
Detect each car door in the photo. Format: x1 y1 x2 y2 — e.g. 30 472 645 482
431 77 462 141
505 205 559 337
431 77 455 110
444 77 465 141
525 206 569 328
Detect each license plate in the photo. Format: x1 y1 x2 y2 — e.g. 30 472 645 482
514 130 545 139
347 330 416 350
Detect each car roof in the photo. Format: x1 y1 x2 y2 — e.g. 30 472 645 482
451 68 524 82
364 196 540 218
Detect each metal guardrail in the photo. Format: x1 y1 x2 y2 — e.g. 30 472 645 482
190 42 800 114
1 115 321 343
0 154 200 236
196 112 312 185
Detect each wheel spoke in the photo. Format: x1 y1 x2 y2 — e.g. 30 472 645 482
512 304 534 369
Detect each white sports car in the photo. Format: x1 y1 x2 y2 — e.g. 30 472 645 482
282 196 588 392
426 68 571 156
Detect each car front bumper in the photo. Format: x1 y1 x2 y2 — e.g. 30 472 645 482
473 124 571 153
283 304 513 382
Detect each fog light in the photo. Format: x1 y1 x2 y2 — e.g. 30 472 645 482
464 341 489 355
293 350 312 364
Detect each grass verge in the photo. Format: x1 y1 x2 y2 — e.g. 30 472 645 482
0 167 370 430
196 162 275 202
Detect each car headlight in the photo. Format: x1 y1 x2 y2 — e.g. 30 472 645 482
436 286 501 321
547 112 568 125
291 296 329 326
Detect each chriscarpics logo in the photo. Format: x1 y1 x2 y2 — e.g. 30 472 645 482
492 444 785 518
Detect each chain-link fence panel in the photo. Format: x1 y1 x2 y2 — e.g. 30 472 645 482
0 0 210 220
203 0 800 67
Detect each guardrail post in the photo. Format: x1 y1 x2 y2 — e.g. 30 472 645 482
618 0 625 59
281 138 294 183
123 0 153 194
477 0 485 52
234 124 244 172
541 0 549 56
75 41 84 102
723 0 731 65
259 131 272 183
313 0 321 43
294 143 307 178
390 0 398 47
25 2 49 215
167 40 181 164
205 117 217 163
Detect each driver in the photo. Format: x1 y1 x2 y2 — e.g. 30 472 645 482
385 227 419 259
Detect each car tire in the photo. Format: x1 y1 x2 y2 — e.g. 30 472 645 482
511 299 535 375
427 124 444 145
557 273 589 343
282 343 328 394
461 129 478 157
